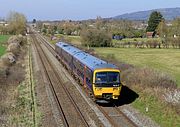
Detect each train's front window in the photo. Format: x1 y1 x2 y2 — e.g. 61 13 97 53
96 72 108 83
95 72 120 86
108 72 120 83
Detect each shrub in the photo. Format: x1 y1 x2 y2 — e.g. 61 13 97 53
7 43 20 55
80 28 112 47
8 35 27 46
8 35 20 45
0 65 8 83
121 67 177 89
17 34 27 46
1 52 16 66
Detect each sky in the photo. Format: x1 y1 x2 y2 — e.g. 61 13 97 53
0 0 180 21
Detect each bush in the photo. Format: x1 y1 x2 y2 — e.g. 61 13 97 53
17 34 27 45
8 35 27 46
1 52 16 66
122 67 177 89
0 65 9 83
8 35 20 45
80 28 112 47
171 37 180 48
7 43 20 55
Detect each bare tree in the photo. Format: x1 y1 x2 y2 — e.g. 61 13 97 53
171 18 180 37
7 11 27 35
157 19 167 38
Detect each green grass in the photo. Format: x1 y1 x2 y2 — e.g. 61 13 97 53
0 35 11 43
94 48 180 87
0 35 11 56
49 34 180 126
132 87 180 127
68 36 81 45
93 47 180 126
52 34 81 45
0 46 6 56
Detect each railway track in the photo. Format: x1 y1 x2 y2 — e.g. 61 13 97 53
33 31 138 127
97 103 138 127
31 33 89 127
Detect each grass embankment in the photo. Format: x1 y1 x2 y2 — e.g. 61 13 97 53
94 47 180 127
0 35 11 56
132 86 180 127
11 46 41 126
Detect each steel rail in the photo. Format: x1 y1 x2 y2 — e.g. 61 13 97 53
32 33 89 127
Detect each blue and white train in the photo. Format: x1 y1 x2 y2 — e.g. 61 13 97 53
55 42 122 101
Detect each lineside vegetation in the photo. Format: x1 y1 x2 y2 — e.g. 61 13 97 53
37 11 180 127
93 47 180 127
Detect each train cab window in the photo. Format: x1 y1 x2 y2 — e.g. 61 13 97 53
95 72 120 86
108 72 120 83
95 72 107 83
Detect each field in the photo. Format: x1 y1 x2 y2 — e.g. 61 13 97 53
50 34 81 45
49 34 180 126
94 48 180 87
0 35 11 56
93 47 180 126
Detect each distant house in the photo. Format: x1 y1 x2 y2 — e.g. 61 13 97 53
113 35 124 40
43 22 51 27
146 32 155 38
0 21 8 26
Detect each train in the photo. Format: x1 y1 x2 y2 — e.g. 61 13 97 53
55 42 122 102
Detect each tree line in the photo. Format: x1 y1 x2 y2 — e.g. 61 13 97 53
37 11 180 48
0 11 27 35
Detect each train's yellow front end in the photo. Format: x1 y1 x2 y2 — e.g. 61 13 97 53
93 69 122 100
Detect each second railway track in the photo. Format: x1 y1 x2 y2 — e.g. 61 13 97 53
97 103 138 127
32 31 139 127
31 33 89 127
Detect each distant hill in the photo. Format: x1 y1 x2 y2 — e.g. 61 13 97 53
112 7 180 21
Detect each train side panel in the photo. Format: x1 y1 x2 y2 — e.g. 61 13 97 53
85 66 93 90
55 43 93 90
55 44 61 60
72 57 93 90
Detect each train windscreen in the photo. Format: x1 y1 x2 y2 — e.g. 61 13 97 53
95 72 120 87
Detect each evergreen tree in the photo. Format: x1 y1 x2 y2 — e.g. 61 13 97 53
32 19 36 23
146 11 163 32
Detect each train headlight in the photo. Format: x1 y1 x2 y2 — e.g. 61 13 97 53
113 88 118 90
95 88 102 91
113 84 119 87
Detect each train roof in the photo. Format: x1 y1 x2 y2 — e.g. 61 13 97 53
56 42 82 56
56 42 118 70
